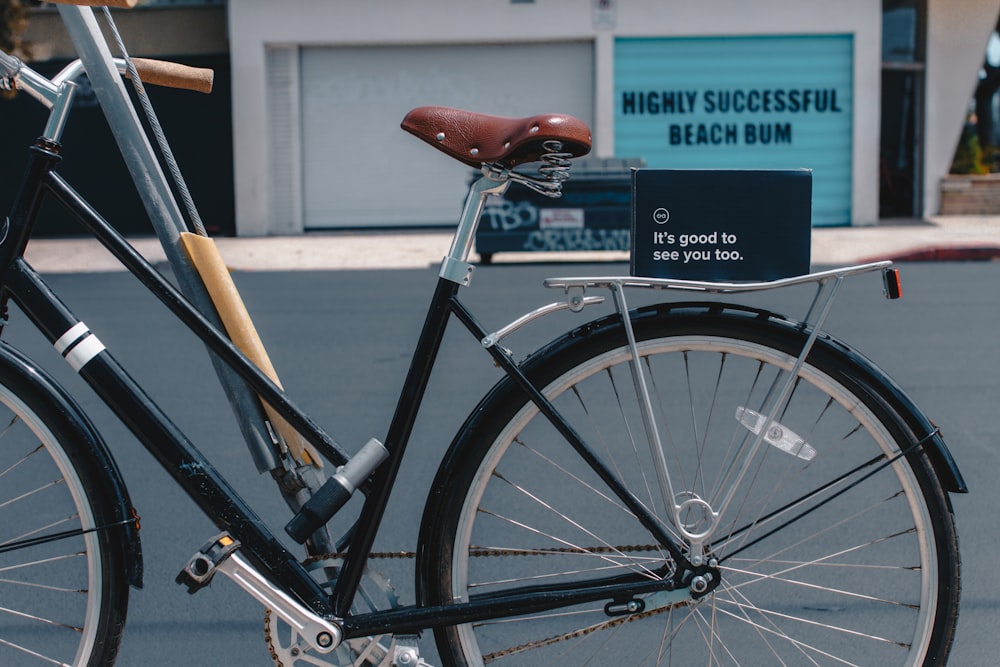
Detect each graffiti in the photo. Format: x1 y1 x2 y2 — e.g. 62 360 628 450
482 200 538 231
523 228 631 252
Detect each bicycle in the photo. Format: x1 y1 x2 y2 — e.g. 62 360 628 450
0 3 965 666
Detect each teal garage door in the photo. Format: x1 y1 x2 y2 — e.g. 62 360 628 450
615 35 853 226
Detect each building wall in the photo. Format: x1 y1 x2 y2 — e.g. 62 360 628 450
925 0 1000 217
228 0 998 235
5 5 234 236
23 5 228 60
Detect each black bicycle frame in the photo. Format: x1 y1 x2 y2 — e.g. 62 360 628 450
0 138 689 636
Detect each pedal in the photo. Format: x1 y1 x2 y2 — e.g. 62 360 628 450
176 532 241 594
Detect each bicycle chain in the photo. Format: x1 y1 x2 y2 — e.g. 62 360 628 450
262 610 283 666
303 543 664 564
484 601 677 662
268 544 672 666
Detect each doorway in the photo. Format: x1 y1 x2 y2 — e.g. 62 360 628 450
880 0 926 218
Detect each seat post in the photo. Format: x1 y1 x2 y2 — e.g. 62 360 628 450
439 168 510 287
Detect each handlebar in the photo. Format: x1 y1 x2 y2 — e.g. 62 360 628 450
128 58 214 95
3 51 213 100
4 43 212 146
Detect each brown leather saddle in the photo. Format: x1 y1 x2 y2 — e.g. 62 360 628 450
401 106 592 168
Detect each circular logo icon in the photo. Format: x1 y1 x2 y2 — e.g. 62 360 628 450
653 208 670 225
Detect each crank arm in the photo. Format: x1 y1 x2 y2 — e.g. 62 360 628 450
178 534 341 654
216 551 342 654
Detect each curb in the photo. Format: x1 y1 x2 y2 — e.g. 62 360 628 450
865 244 1000 263
19 216 1000 273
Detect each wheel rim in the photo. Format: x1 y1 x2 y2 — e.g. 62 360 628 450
443 335 941 666
0 387 106 666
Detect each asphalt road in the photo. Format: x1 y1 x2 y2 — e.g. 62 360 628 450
2 259 997 666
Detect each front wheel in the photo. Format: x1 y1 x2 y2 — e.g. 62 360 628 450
420 305 959 666
0 357 130 666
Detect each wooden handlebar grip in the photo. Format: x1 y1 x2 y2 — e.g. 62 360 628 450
47 0 139 7
130 58 214 94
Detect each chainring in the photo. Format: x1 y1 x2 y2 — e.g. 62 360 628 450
265 559 400 667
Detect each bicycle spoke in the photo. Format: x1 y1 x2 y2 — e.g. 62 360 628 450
513 437 634 518
0 576 87 594
713 594 909 651
0 603 84 633
602 369 662 523
0 478 65 512
0 637 72 667
476 501 661 581
0 440 44 479
0 551 87 575
0 514 78 548
709 585 845 666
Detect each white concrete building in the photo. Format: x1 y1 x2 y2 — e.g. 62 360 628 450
228 0 1000 235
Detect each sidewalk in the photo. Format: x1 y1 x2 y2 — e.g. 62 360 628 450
21 215 1000 273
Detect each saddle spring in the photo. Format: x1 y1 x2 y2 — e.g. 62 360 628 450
538 140 574 186
506 139 574 198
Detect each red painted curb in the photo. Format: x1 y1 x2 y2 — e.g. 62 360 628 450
860 245 1000 263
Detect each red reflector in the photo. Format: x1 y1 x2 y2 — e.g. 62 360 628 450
882 267 902 299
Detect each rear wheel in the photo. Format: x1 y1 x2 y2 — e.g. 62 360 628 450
0 368 129 665
422 307 959 666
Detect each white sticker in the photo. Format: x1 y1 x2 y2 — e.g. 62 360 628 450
539 208 585 229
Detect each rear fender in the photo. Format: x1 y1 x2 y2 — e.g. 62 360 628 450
798 318 968 494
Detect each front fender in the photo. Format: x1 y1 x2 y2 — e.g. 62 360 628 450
0 341 144 587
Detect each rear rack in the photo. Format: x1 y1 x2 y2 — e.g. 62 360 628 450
543 261 895 296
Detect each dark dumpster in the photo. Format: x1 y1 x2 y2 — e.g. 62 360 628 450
475 157 643 263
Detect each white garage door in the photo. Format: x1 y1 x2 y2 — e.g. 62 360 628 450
286 42 594 228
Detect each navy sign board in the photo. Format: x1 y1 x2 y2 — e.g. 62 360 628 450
630 169 812 281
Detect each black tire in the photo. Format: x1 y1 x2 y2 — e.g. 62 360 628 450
0 362 130 665
421 304 959 666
